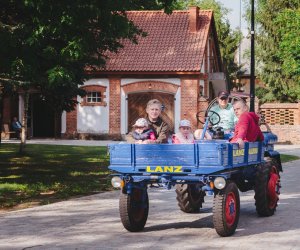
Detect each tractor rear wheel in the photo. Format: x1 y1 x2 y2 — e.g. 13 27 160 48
175 184 205 213
213 181 240 237
254 160 281 216
119 187 149 232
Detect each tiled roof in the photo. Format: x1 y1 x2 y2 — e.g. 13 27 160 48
97 10 213 72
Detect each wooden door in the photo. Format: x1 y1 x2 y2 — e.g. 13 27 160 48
127 92 175 133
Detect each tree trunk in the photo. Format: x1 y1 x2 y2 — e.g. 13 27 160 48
19 92 29 153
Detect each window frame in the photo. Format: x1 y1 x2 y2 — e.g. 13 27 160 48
86 91 102 103
80 85 107 107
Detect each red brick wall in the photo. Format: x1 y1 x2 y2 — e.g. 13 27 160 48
181 78 199 130
197 96 209 128
65 101 77 136
260 102 300 144
264 125 300 144
122 81 179 94
260 103 299 125
109 78 121 134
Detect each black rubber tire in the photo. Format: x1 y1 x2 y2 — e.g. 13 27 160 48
119 187 149 232
254 160 281 217
213 181 240 237
175 184 205 213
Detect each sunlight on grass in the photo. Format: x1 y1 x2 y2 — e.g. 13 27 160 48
70 171 110 177
70 171 84 176
1 150 15 153
0 183 28 193
81 157 101 163
0 175 22 180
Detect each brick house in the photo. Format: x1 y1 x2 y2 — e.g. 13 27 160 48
2 7 227 139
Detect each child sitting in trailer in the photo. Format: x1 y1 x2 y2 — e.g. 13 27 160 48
126 118 156 144
172 119 195 144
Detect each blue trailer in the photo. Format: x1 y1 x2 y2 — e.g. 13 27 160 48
108 131 281 236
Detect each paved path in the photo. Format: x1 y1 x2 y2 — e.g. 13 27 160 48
274 144 300 157
0 143 300 249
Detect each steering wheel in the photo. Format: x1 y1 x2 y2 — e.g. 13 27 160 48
196 110 220 126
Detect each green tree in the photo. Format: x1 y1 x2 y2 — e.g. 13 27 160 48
173 0 243 88
0 0 174 151
275 9 300 84
253 0 300 102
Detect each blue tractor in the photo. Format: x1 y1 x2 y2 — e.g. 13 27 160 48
108 101 281 236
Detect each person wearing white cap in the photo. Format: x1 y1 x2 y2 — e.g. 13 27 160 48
126 118 156 144
172 119 195 144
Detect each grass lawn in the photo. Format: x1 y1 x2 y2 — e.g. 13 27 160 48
281 154 299 163
0 143 111 210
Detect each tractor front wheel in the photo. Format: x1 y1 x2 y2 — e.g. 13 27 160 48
213 181 240 237
254 160 281 216
119 187 149 232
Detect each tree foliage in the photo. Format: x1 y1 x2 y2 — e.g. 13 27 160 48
0 0 175 148
173 0 243 87
0 1 175 110
254 0 300 102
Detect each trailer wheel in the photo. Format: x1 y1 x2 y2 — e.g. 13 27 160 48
213 181 240 237
119 187 149 232
175 184 205 213
254 160 281 216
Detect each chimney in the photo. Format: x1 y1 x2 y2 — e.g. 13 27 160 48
189 6 199 32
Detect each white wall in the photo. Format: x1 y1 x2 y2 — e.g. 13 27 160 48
61 111 66 133
74 79 110 134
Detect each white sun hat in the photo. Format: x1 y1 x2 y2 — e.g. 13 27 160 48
133 118 148 127
179 119 191 128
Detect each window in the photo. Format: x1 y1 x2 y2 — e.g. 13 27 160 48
86 92 101 103
80 85 107 106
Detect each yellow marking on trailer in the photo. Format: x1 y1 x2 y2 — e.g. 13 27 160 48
146 166 183 173
233 148 258 157
174 166 183 172
249 148 258 154
233 149 245 157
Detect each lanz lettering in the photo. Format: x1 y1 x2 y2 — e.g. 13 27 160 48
146 166 183 173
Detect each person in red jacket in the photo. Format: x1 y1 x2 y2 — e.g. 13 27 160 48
230 100 264 148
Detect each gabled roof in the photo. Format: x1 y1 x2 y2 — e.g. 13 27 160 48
96 9 214 73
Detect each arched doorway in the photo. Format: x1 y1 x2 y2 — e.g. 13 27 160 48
127 92 175 133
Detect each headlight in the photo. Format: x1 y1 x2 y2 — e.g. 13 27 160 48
111 176 124 188
214 177 226 190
